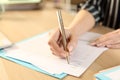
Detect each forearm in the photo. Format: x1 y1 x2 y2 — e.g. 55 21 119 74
68 10 95 37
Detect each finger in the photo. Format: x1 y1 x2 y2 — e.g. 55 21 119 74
93 39 114 47
49 40 65 55
106 44 120 49
48 28 71 58
48 28 63 56
50 47 66 58
50 48 60 56
91 37 108 46
67 36 78 52
49 34 69 58
91 32 118 46
96 37 120 47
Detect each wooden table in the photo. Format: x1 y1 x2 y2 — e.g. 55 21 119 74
0 6 120 80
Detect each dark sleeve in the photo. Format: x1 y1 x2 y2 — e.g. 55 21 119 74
78 0 102 23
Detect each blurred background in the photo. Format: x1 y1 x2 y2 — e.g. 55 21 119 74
0 0 86 13
0 0 87 42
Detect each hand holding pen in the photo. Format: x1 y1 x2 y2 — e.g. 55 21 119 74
56 10 70 64
48 10 79 63
48 27 71 58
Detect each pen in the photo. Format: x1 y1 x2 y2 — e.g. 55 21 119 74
56 10 70 64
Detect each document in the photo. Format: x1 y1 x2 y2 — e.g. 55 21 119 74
5 32 108 77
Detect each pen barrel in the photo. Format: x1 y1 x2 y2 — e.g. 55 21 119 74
57 10 67 50
57 10 70 64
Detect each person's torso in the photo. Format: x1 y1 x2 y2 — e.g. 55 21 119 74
101 0 120 29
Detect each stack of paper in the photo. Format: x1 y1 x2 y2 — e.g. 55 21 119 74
5 32 108 77
95 66 120 80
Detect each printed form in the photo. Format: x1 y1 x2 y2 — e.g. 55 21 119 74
5 32 108 77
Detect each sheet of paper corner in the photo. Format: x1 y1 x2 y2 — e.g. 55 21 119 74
0 32 12 49
5 32 108 77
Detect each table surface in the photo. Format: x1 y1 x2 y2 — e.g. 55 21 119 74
0 3 120 80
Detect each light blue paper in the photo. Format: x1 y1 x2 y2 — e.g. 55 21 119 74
0 32 67 79
95 66 120 80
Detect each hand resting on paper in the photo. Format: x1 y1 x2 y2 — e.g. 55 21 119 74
91 29 120 49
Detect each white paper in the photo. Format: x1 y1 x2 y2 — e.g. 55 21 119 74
105 70 120 80
5 32 108 77
0 32 12 48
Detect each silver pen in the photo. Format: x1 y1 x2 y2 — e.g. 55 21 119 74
56 10 70 64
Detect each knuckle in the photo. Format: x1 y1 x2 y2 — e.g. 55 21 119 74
48 39 52 45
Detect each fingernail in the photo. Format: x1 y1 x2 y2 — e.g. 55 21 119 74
68 46 73 52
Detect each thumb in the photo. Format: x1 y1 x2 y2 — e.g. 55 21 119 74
67 36 78 52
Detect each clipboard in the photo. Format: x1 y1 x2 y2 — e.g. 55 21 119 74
0 32 67 79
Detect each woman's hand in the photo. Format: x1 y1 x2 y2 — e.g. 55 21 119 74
91 29 120 49
48 10 96 58
48 28 79 58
